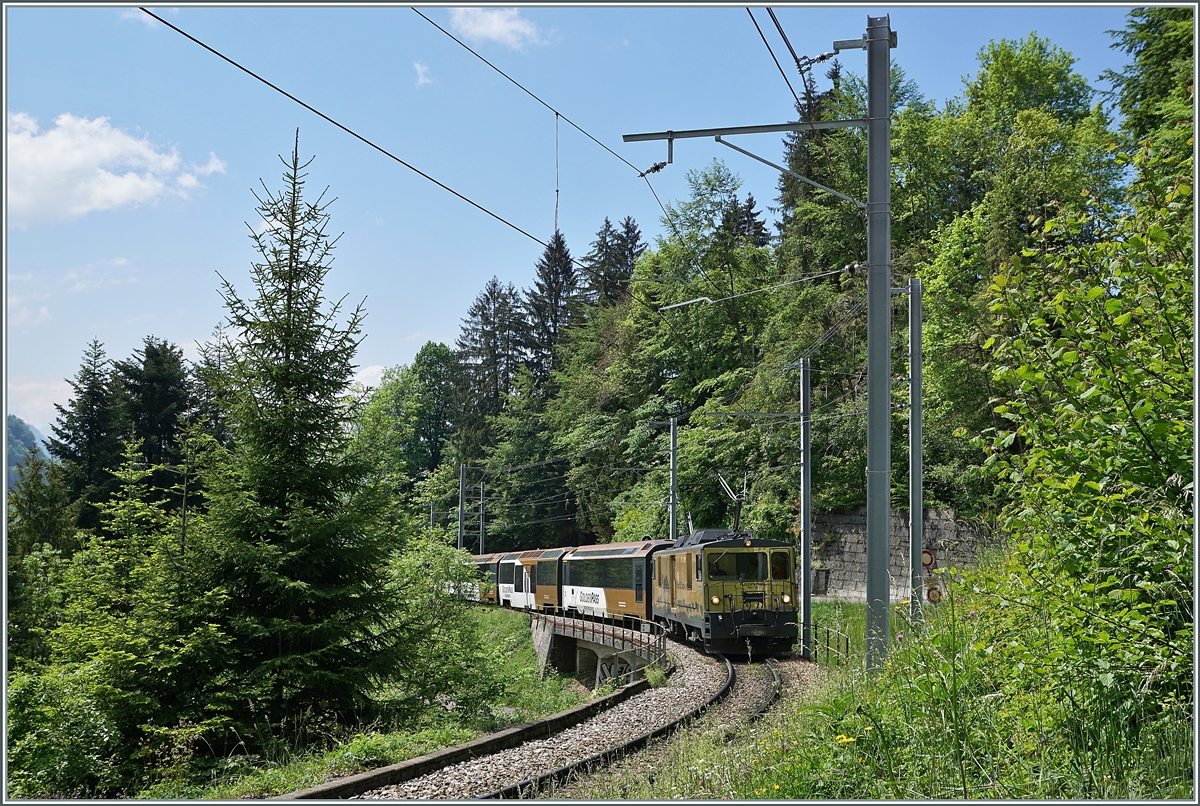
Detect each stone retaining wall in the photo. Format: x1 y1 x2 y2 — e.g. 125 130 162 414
808 507 992 601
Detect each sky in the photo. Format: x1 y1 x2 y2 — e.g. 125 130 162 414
4 3 1139 434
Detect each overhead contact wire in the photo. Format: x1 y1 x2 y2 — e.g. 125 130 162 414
140 7 554 252
746 8 800 105
410 7 679 229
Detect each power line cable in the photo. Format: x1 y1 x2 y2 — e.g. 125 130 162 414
746 8 800 106
139 8 566 262
766 7 807 75
410 7 676 223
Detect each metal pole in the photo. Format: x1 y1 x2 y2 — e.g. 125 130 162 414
479 479 485 555
458 463 466 551
800 357 813 660
864 14 893 672
909 276 923 623
669 416 679 542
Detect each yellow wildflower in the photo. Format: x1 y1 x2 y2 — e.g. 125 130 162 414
864 726 873 731
774 785 781 790
836 734 856 743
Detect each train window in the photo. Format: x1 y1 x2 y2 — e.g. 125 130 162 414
567 558 635 589
771 552 791 580
514 567 524 592
695 554 702 582
536 560 557 587
499 562 515 585
707 551 768 581
686 554 693 590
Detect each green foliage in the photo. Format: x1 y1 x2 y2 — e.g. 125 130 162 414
1102 7 1195 148
6 666 126 798
112 336 191 496
372 536 506 723
47 338 125 529
982 141 1193 713
192 134 405 734
568 567 1191 800
355 341 458 511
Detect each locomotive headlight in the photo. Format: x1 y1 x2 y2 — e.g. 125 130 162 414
782 594 791 604
711 596 721 605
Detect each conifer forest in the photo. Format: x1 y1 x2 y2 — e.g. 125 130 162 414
5 8 1193 798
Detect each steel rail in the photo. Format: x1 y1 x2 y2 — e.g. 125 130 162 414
747 658 783 723
479 653 736 800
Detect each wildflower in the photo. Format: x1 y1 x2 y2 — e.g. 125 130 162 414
896 632 904 642
864 726 873 731
774 785 780 790
968 610 976 617
836 734 856 743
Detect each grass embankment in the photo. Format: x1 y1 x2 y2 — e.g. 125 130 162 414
567 560 1193 799
136 606 589 799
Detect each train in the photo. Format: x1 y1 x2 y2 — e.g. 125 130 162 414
465 529 798 656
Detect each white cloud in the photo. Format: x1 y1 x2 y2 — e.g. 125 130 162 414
6 378 73 433
253 216 286 235
403 330 429 343
196 152 226 175
448 8 544 49
62 257 138 293
414 61 433 86
6 293 51 327
6 112 224 225
354 364 385 388
120 8 179 28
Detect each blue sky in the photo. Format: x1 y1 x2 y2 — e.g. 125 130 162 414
5 3 1137 433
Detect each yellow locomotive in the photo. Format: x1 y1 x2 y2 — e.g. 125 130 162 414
652 529 798 656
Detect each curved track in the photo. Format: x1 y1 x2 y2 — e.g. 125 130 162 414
352 642 731 800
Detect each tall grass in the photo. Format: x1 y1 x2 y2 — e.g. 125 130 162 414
565 572 1192 800
135 607 590 799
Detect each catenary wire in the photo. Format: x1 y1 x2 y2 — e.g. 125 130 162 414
746 8 800 106
410 7 677 225
139 7 598 275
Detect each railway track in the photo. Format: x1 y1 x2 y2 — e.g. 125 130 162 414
540 654 789 799
350 641 730 800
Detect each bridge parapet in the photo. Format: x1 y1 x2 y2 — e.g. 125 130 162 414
530 613 668 688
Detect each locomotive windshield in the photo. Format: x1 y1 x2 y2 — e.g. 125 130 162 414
706 551 768 581
771 551 791 580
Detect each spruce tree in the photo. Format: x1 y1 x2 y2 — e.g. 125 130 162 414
455 277 526 412
113 336 190 499
47 339 124 528
581 217 620 306
195 134 400 728
617 215 647 289
454 277 526 459
523 230 578 388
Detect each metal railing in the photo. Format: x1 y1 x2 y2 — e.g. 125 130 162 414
814 621 852 667
529 612 669 671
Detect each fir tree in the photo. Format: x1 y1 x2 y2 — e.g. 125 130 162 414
581 217 620 306
617 215 647 287
47 339 124 528
454 277 526 459
523 230 578 388
455 277 526 412
113 336 190 499
194 133 401 728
